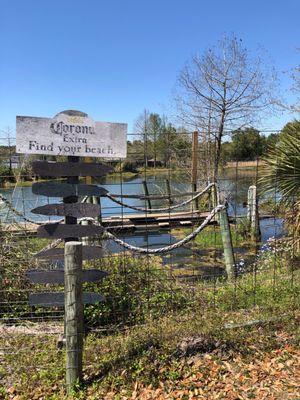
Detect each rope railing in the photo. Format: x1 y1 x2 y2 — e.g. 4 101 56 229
36 238 63 253
35 204 225 256
0 193 45 226
0 194 90 226
106 183 215 213
0 184 214 225
0 183 224 255
103 204 225 254
107 189 211 200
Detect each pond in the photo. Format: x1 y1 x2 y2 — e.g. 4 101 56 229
0 169 285 276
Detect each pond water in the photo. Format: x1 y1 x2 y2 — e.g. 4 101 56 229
0 169 285 275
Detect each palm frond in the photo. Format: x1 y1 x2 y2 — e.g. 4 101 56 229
259 126 300 205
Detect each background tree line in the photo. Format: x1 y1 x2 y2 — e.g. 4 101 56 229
0 119 293 180
120 114 289 173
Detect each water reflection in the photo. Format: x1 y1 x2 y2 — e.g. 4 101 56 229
0 170 285 276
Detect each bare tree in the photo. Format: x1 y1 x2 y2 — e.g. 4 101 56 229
134 110 165 169
0 127 15 175
291 65 300 112
276 58 300 113
175 34 276 180
134 109 152 168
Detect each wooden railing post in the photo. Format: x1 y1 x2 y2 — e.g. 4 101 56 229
64 241 83 392
219 208 236 281
81 197 93 246
211 184 236 281
247 185 261 242
92 195 103 247
191 131 199 210
93 196 102 224
165 179 173 206
142 180 151 210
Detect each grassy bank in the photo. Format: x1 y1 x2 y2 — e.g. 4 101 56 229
1 229 299 399
170 221 256 278
224 160 265 169
0 254 299 399
173 223 249 250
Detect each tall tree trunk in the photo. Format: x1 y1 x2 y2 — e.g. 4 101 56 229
213 109 225 182
154 133 156 169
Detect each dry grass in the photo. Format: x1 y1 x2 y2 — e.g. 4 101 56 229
225 160 265 168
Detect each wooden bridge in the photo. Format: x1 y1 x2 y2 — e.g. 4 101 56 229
102 210 218 231
3 210 273 235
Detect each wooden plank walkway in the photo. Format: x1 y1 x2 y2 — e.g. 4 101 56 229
103 210 214 231
2 211 274 235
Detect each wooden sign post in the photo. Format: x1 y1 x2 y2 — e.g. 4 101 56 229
17 109 127 392
64 241 84 388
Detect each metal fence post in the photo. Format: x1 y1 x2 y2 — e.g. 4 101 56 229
64 241 83 392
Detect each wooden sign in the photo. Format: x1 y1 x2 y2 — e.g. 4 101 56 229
29 292 104 307
34 245 103 260
37 223 104 238
26 269 108 284
31 203 101 218
32 181 108 197
32 160 113 177
16 110 127 158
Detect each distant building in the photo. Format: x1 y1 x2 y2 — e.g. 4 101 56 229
2 155 20 169
147 159 164 168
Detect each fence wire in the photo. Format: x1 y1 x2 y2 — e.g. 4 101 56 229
0 129 298 394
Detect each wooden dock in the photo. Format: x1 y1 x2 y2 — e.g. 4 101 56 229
2 210 274 235
102 210 215 231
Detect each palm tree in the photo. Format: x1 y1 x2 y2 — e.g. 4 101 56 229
260 120 300 251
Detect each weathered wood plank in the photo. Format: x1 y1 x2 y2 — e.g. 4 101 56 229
26 269 108 284
37 223 104 238
64 241 83 388
34 245 103 260
32 160 113 177
32 181 108 197
31 203 100 218
29 292 104 307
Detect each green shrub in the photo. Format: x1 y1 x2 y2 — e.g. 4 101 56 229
0 164 14 184
1 232 299 330
83 254 191 327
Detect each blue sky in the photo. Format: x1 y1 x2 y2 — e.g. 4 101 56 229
0 0 299 134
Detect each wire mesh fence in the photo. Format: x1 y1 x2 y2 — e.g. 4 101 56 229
0 129 299 395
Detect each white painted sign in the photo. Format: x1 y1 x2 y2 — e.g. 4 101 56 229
16 110 127 158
